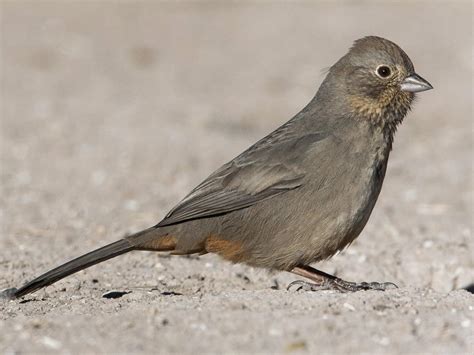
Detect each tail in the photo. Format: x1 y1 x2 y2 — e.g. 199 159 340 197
4 228 157 299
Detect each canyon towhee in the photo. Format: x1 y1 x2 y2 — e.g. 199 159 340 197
1 36 433 299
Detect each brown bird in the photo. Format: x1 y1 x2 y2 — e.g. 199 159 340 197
1 36 432 299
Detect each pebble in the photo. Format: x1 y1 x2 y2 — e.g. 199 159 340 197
343 303 356 311
42 336 61 350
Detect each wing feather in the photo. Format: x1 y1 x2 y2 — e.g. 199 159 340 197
156 129 327 227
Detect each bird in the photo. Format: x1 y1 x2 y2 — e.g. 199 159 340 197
1 36 433 299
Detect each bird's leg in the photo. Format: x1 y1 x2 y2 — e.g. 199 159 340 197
287 265 397 292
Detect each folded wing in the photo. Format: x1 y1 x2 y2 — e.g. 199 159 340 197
156 129 327 227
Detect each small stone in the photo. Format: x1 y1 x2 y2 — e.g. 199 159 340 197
42 336 61 350
269 328 282 336
343 302 356 311
422 240 433 248
102 290 130 299
285 340 307 352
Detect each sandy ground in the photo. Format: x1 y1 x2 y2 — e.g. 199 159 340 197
0 1 472 354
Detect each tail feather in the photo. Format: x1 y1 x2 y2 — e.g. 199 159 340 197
11 239 134 299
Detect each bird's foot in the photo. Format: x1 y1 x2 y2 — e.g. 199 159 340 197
288 265 398 293
287 279 397 292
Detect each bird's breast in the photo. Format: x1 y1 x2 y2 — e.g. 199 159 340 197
301 129 390 261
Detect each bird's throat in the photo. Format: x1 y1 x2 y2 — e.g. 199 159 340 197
348 90 414 147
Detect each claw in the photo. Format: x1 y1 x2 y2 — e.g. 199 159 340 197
287 280 336 292
287 280 309 292
358 281 398 291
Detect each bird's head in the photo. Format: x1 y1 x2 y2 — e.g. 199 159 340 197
325 36 433 128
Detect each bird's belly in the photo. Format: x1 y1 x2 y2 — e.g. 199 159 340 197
216 146 389 270
304 159 386 262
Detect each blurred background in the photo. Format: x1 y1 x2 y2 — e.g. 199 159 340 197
1 1 472 354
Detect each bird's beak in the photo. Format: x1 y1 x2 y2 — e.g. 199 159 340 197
400 73 433 93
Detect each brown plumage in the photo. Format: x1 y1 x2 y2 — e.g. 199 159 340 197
1 36 432 299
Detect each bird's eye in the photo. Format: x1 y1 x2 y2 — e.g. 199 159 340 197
376 65 392 78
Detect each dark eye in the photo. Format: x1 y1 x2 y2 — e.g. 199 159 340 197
376 65 391 78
